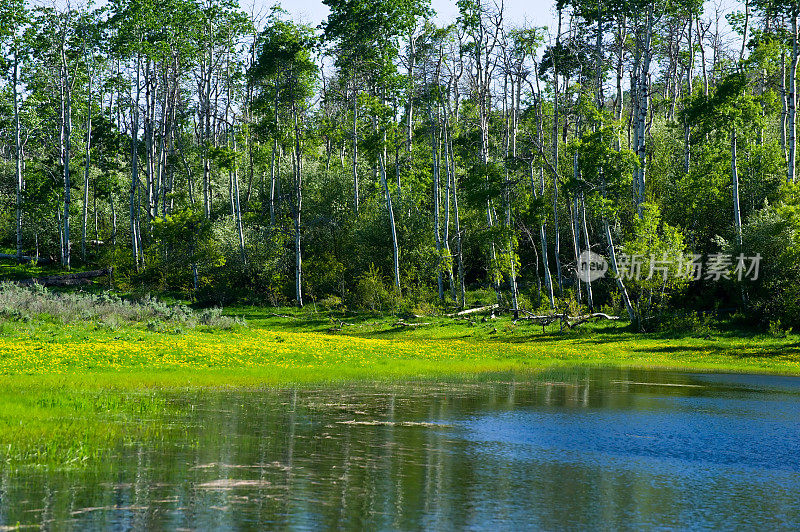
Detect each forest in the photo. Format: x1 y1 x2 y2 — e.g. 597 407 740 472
1 0 799 331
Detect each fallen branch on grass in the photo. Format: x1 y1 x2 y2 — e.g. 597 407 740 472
393 320 432 328
446 304 499 318
16 268 113 288
518 312 620 329
565 313 620 328
0 253 54 265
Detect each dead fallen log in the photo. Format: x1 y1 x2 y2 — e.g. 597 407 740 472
565 313 620 328
0 253 54 265
267 313 300 319
446 304 499 318
517 314 562 324
16 268 113 287
518 312 620 329
393 320 432 328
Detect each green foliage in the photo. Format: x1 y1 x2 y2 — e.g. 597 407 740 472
350 263 395 311
3 0 800 338
323 0 432 70
767 318 791 338
736 185 800 328
145 209 221 292
0 282 244 329
576 121 636 218
621 203 688 329
682 71 763 138
659 310 714 336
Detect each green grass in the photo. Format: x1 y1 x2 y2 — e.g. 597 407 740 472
0 305 798 388
0 388 172 466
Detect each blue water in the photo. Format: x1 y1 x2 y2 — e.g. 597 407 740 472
2 369 799 530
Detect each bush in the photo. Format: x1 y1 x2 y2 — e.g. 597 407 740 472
621 203 688 330
0 284 246 331
198 307 246 330
659 311 713 336
349 264 394 311
317 295 344 311
767 319 791 338
737 190 800 328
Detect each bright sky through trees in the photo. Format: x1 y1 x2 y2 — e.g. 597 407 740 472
267 0 557 27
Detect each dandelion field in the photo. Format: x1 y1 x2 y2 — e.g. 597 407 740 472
2 309 799 386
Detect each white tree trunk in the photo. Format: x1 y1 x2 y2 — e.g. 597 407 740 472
378 151 400 291
430 108 444 301
82 63 92 262
604 220 635 321
13 48 23 263
531 163 555 309
270 83 279 226
60 50 72 270
732 128 742 247
790 14 798 183
130 55 141 270
782 44 788 161
293 110 303 306
232 136 246 265
570 192 582 304
635 5 654 217
352 80 360 214
581 194 593 309
696 15 709 96
684 12 694 173
552 11 564 295
444 108 466 307
443 132 456 303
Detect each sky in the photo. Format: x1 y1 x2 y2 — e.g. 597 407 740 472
38 0 737 47
243 0 558 30
242 0 738 46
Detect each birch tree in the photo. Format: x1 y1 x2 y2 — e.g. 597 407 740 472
251 17 318 305
0 0 28 262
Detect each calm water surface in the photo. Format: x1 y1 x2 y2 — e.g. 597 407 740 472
3 368 800 530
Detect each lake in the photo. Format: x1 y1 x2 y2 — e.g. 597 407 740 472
2 368 800 529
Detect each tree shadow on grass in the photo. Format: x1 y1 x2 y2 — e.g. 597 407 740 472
631 343 800 359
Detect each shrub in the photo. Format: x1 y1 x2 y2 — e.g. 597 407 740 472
620 203 688 330
659 311 713 336
317 295 344 311
0 284 246 331
198 308 246 330
736 190 800 328
349 264 393 311
767 319 791 338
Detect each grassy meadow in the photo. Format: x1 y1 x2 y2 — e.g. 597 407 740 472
1 304 799 389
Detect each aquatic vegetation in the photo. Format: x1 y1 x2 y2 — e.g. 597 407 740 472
0 388 174 467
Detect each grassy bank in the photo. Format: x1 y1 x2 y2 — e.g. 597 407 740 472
1 307 799 391
2 263 797 385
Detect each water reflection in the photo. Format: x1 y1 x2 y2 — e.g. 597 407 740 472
2 368 800 529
